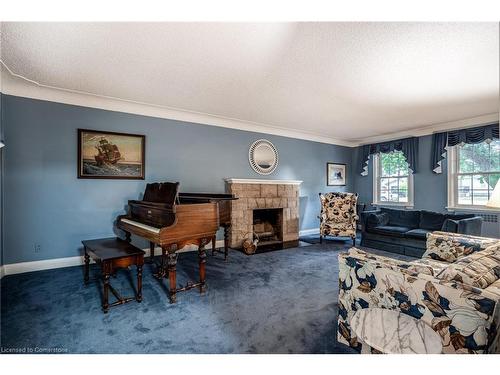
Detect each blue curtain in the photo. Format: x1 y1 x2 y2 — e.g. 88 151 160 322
358 137 419 175
431 122 499 173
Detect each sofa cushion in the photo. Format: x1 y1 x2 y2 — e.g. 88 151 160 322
423 232 499 263
405 228 432 240
380 208 420 229
369 225 412 238
419 210 445 231
436 244 500 288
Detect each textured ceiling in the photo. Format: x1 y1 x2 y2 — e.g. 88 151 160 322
1 22 498 143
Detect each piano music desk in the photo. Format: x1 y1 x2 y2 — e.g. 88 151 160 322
82 238 145 313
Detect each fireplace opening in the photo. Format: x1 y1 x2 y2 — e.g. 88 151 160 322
253 208 283 247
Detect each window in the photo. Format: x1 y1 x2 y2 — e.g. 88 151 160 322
448 140 500 209
373 151 414 206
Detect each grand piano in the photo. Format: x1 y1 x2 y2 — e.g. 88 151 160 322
117 182 236 303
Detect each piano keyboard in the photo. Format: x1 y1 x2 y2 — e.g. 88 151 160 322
120 218 161 234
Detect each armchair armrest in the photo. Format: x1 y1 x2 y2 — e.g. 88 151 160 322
457 217 483 236
337 252 500 353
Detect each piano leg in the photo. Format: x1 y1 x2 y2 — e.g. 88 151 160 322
167 252 178 304
149 241 155 264
198 243 207 294
136 264 143 303
211 236 216 256
223 224 230 261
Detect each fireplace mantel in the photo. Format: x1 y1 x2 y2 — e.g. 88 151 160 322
225 178 302 185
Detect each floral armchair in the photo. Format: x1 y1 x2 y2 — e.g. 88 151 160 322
319 192 358 246
337 232 500 354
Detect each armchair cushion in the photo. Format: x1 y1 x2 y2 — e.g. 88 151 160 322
423 232 498 263
437 244 500 289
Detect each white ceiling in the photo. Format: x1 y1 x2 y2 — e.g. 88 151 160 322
1 22 498 145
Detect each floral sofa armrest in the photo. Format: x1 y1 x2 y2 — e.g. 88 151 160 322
337 252 500 353
423 232 500 263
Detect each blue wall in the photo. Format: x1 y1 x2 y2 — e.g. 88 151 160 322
353 134 448 211
2 95 353 264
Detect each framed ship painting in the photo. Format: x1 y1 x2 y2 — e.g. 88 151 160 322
327 162 346 186
78 129 145 179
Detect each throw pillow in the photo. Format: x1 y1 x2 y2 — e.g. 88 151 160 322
436 244 500 288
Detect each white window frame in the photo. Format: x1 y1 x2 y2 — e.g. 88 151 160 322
447 144 500 212
372 152 414 208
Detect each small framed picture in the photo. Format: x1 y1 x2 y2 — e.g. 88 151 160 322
78 129 145 179
327 162 346 186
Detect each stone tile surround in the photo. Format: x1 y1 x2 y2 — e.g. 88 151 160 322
225 179 302 248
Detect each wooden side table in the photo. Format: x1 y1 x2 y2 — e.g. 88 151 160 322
82 237 145 313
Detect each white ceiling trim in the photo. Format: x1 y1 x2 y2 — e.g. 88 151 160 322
0 63 357 147
357 112 499 145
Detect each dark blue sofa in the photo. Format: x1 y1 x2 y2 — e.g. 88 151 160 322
360 207 482 257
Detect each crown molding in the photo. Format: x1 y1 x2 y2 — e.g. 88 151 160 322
355 113 499 146
0 65 356 147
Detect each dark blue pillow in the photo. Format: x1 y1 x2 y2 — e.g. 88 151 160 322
419 210 445 230
441 218 459 233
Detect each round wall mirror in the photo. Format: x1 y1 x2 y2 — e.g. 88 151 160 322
249 139 279 175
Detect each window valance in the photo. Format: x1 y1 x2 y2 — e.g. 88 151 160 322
358 137 419 176
431 122 499 173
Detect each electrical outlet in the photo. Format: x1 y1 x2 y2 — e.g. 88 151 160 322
34 244 41 253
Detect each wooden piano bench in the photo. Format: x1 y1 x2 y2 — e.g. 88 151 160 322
82 237 145 314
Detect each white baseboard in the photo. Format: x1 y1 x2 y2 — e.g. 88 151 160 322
1 240 225 278
299 228 319 236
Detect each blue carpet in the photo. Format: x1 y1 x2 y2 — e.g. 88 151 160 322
1 241 407 354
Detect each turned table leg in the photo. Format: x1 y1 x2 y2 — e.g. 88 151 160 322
84 247 90 285
167 252 178 303
136 264 143 302
102 263 111 313
198 243 207 294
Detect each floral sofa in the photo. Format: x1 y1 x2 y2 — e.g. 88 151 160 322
338 231 500 354
319 192 358 246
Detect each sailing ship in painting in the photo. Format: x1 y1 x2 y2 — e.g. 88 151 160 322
94 137 123 166
79 129 145 179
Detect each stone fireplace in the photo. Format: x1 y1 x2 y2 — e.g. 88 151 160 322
225 179 302 249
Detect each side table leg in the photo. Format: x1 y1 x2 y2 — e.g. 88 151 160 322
136 264 143 302
84 247 90 285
